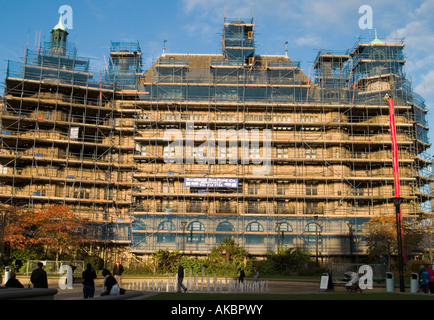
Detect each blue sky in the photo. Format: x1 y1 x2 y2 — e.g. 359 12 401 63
1 0 433 150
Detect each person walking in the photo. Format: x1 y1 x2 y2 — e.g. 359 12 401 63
113 260 124 285
82 263 97 299
253 268 259 283
418 265 430 293
177 262 187 293
30 262 48 288
238 268 246 283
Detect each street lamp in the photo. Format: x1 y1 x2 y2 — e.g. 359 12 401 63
276 222 282 252
181 221 187 253
347 222 354 262
314 216 320 265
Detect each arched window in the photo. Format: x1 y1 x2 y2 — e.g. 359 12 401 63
132 219 146 231
304 222 322 245
187 221 205 243
216 221 234 243
246 221 264 232
245 222 264 244
305 222 322 233
275 222 293 245
275 222 293 232
157 220 176 243
216 221 234 232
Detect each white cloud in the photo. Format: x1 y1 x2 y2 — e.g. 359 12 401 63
382 0 434 110
415 69 434 102
294 35 322 47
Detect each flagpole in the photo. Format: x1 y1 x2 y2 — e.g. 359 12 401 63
385 94 407 292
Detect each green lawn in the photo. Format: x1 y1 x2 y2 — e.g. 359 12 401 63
144 292 434 300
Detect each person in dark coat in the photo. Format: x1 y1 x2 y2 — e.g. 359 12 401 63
100 268 118 296
30 262 48 288
177 262 187 293
238 268 246 283
112 260 124 285
5 272 24 288
82 263 97 298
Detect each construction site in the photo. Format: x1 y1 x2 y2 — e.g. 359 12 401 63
0 15 432 260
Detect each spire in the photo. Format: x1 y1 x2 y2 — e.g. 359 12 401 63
370 29 384 45
53 13 67 31
50 13 69 55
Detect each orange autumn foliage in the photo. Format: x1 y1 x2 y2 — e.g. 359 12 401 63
4 205 88 252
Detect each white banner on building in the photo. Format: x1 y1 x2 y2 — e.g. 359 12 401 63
70 127 79 139
184 177 238 188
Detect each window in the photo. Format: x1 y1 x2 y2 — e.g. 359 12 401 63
273 115 291 122
300 115 319 123
157 220 176 243
161 199 175 212
304 222 323 245
276 222 293 232
187 200 204 213
131 219 146 231
135 143 147 156
277 182 289 195
305 147 317 159
305 202 322 214
216 221 234 242
161 181 175 193
248 182 260 195
306 183 318 196
163 145 175 157
249 146 260 159
305 222 322 233
0 165 7 174
276 201 293 214
219 145 234 160
187 221 205 243
353 187 365 196
246 222 264 232
246 222 264 244
246 201 260 213
216 221 234 232
193 146 207 158
277 146 289 158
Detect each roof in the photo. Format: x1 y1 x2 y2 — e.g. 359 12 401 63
52 14 67 32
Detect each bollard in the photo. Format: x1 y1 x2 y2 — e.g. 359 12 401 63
410 273 419 293
385 272 394 293
3 266 11 285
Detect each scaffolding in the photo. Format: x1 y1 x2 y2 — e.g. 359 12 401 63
128 18 432 257
0 35 134 246
0 16 432 258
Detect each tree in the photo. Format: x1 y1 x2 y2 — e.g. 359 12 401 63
4 205 88 261
209 238 248 264
265 248 311 275
363 215 425 261
151 249 181 274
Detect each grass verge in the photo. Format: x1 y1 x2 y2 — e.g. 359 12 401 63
144 292 434 300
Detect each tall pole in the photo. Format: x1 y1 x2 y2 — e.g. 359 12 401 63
181 221 187 254
314 216 319 265
385 94 407 292
276 222 282 252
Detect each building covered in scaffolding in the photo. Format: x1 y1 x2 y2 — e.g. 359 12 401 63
0 16 432 259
